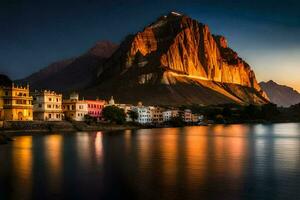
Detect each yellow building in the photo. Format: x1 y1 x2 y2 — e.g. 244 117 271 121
32 90 63 121
0 87 4 121
0 83 33 121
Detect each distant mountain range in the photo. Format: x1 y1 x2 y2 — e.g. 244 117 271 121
259 80 300 107
18 12 269 106
18 41 118 92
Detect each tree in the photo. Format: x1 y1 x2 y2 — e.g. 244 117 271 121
222 106 232 118
128 110 138 122
169 116 185 127
261 103 279 120
102 106 126 124
242 104 261 119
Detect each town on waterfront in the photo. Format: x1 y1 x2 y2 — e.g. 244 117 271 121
1 80 300 137
0 81 206 132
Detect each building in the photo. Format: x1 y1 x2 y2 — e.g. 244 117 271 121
150 107 164 123
162 109 180 122
0 83 33 121
182 109 192 123
86 99 106 120
133 106 152 124
63 93 88 121
0 87 4 122
191 113 204 123
32 90 63 121
132 103 164 124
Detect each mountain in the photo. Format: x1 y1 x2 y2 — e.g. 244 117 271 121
18 41 118 92
83 12 268 105
259 80 300 107
0 74 12 86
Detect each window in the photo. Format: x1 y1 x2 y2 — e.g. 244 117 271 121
49 114 52 118
49 98 52 101
39 104 42 108
47 104 51 109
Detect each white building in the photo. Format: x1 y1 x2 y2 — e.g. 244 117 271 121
132 104 163 124
132 106 152 124
162 110 180 122
63 93 88 121
32 90 63 121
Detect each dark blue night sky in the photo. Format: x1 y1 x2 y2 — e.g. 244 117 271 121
1 0 300 89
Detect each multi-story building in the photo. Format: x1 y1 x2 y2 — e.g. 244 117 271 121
86 99 106 119
162 109 180 122
182 109 192 123
63 93 88 121
132 103 164 124
32 90 63 121
0 83 33 121
133 106 152 124
0 87 4 122
150 107 163 123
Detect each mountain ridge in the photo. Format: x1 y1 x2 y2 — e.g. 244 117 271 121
259 80 300 107
18 41 118 92
83 12 268 105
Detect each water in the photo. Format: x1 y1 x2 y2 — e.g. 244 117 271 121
1 123 300 200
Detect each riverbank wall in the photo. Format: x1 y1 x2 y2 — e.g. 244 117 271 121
0 121 141 135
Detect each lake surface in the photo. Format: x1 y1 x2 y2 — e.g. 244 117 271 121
1 123 300 200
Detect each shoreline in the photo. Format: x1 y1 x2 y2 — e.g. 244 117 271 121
1 120 299 136
0 121 142 136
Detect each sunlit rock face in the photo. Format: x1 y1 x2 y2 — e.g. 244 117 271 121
91 12 268 105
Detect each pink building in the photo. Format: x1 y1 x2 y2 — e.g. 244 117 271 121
86 100 105 119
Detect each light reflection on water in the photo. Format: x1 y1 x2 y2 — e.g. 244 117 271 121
0 123 300 200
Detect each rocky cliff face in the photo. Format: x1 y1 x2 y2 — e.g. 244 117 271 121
89 12 268 105
260 80 300 107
